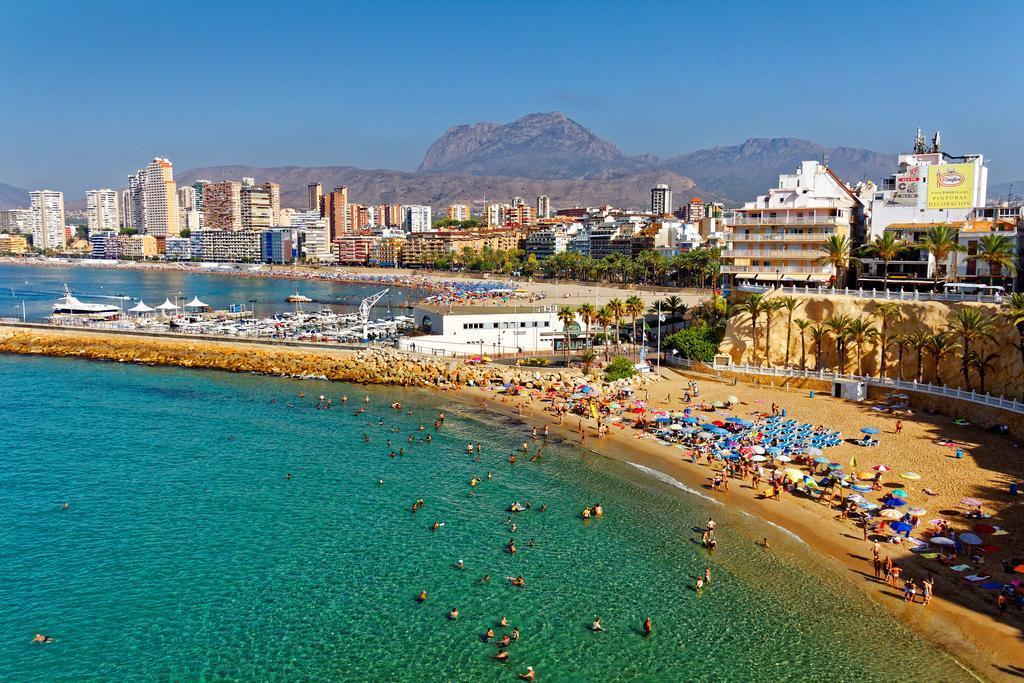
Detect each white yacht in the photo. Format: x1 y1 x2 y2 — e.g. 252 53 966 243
52 285 122 318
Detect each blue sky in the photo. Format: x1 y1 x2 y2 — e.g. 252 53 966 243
2 0 1022 195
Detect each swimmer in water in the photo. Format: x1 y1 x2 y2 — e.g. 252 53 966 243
484 628 495 641
62 502 70 510
448 607 459 620
643 616 652 636
518 666 535 681
417 591 427 603
432 522 440 531
507 539 517 555
590 617 603 632
285 473 292 480
496 634 511 647
455 559 464 570
760 537 770 548
479 575 491 584
539 503 547 512
511 627 520 640
500 616 509 627
378 479 384 485
494 651 509 662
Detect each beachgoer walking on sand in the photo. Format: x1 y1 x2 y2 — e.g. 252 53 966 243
873 556 882 580
704 567 712 585
922 577 933 606
696 577 704 593
895 420 903 434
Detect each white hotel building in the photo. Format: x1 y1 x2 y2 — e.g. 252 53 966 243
86 189 120 233
29 190 66 250
401 304 579 356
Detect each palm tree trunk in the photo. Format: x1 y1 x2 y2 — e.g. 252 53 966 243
765 320 773 367
857 342 864 376
800 336 807 371
916 351 923 383
784 313 793 367
933 353 941 385
897 347 904 380
751 321 758 365
962 339 971 390
883 258 889 289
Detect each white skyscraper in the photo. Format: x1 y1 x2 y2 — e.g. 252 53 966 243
29 190 66 250
127 157 179 236
86 189 120 233
536 195 551 219
404 205 433 232
651 184 672 216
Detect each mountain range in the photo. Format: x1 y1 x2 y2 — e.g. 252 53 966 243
3 112 902 211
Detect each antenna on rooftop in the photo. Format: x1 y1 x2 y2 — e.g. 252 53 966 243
914 128 926 154
931 131 941 153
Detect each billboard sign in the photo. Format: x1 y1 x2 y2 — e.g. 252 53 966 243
892 167 922 206
927 163 975 209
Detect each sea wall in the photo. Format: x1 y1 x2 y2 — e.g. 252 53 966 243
721 293 1023 400
0 325 587 391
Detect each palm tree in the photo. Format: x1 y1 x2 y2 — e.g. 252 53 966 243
625 295 644 361
794 318 812 371
579 349 598 375
968 234 1017 286
762 299 785 367
819 235 859 287
860 232 908 289
907 329 931 382
927 331 958 386
576 302 596 350
733 293 768 365
893 334 911 380
607 298 625 351
949 307 995 390
824 314 853 372
594 306 613 361
778 297 802 367
1000 292 1024 399
809 323 828 371
921 225 965 289
967 349 999 394
871 302 902 379
557 306 577 364
846 317 879 376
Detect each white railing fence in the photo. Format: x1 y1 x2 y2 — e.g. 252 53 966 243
710 361 1024 414
735 282 1004 304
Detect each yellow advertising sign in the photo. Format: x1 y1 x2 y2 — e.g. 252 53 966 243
926 163 975 209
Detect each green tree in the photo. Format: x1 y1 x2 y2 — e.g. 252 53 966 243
1000 292 1024 398
663 325 719 363
594 306 613 361
921 225 965 288
906 329 931 382
576 303 596 350
794 318 812 371
778 296 802 367
949 307 995 390
926 331 958 385
732 293 768 365
871 302 902 379
893 334 911 380
604 356 636 381
810 323 828 371
579 349 598 375
967 349 999 394
824 314 853 373
625 295 644 361
762 298 785 367
607 298 625 350
846 317 879 376
860 232 908 289
557 306 577 364
968 234 1017 286
818 235 858 287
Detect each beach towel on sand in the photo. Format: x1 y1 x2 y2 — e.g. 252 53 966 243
964 574 991 581
950 564 971 572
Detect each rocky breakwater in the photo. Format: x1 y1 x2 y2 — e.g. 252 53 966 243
0 326 582 390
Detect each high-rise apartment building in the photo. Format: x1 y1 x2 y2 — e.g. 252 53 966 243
29 190 66 250
651 184 672 216
446 204 471 222
203 181 243 230
177 185 202 232
346 203 370 232
404 205 433 232
140 157 179 237
0 208 35 234
86 189 120 233
308 182 323 212
125 172 144 230
240 180 280 230
503 204 536 226
536 195 551 219
321 186 349 239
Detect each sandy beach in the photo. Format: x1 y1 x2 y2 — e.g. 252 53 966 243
469 366 1024 681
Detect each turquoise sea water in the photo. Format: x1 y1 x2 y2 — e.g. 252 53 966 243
0 355 973 681
0 263 426 321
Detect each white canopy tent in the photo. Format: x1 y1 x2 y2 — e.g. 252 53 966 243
184 296 209 310
156 299 179 314
128 301 155 316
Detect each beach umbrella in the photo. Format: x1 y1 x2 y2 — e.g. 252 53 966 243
886 498 907 508
857 471 876 480
1013 564 1024 573
667 424 684 431
654 416 672 424
827 462 843 470
879 509 903 519
859 502 879 511
973 524 997 534
890 521 913 533
930 536 955 546
803 477 819 489
813 456 831 464
752 446 765 455
680 427 698 434
927 519 947 526
784 468 804 482
727 395 739 404
959 532 983 545
891 489 909 498
847 494 866 503
682 416 699 424
806 447 823 457
750 455 768 462
851 484 872 492
900 472 922 480
960 498 983 507
697 431 714 439
860 427 880 435
906 507 927 516
775 455 793 463
712 401 725 408
979 544 1001 554
872 464 891 472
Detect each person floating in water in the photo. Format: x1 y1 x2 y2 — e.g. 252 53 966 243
417 591 428 603
33 633 54 644
643 616 652 637
448 607 459 620
518 666 535 681
507 539 517 556
61 502 69 510
590 617 603 632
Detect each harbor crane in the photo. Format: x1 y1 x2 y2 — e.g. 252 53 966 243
360 288 390 342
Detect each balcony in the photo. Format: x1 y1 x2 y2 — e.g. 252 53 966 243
721 264 832 274
721 249 822 260
726 232 836 242
727 214 846 226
